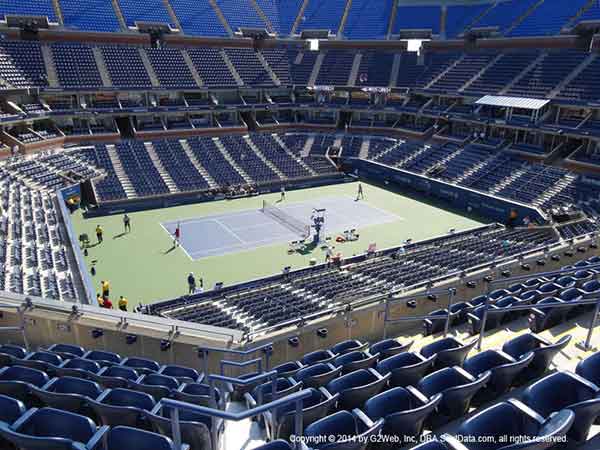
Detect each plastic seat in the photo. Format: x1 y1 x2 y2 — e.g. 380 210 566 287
331 340 368 355
333 351 379 374
159 365 203 384
376 351 436 388
106 426 189 450
148 403 213 450
326 368 390 410
364 386 442 448
32 376 102 414
91 365 139 389
417 366 490 426
521 371 600 442
449 302 472 326
89 387 155 429
302 409 384 450
442 399 574 450
133 373 180 401
0 407 108 450
576 351 600 386
581 279 600 298
272 361 303 378
295 363 342 389
0 365 50 405
369 339 412 359
21 351 63 374
84 350 121 367
47 344 86 360
269 387 338 440
0 394 26 425
245 377 301 407
252 440 292 450
0 344 27 361
174 383 220 407
122 357 160 375
56 358 101 379
423 309 449 336
502 333 571 384
420 337 477 370
468 305 501 335
301 350 336 366
528 297 568 332
463 350 534 404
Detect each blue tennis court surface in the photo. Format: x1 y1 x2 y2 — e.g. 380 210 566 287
161 196 401 259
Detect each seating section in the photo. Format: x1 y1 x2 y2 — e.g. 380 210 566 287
509 0 588 37
296 0 347 34
117 0 174 27
0 0 57 21
169 0 228 36
101 45 153 88
256 0 303 35
429 52 495 92
0 41 47 88
393 5 440 34
215 0 266 30
224 48 272 86
344 0 393 40
445 3 489 38
60 0 121 32
52 43 103 89
469 0 538 34
145 48 198 89
556 56 600 103
355 51 394 87
315 50 355 86
187 48 237 87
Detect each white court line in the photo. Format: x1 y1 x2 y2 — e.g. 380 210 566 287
188 233 298 259
212 218 245 244
159 222 194 261
340 194 404 222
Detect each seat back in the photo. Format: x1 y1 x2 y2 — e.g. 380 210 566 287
107 426 177 450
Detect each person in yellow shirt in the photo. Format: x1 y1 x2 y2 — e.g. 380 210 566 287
95 225 103 244
118 296 128 312
101 280 110 298
96 293 104 307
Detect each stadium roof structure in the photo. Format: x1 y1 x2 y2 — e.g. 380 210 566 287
475 95 551 110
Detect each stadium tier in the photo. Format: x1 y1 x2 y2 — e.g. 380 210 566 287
2 2 600 449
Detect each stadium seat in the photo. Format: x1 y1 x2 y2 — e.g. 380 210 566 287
0 344 27 360
502 334 571 384
173 383 221 407
106 426 189 450
301 349 337 365
56 358 102 379
0 365 50 405
528 297 568 332
0 407 108 450
576 351 600 386
252 440 292 450
21 351 63 374
84 350 122 367
47 344 86 360
122 357 161 375
0 394 26 425
423 308 449 336
159 365 204 384
326 368 390 410
368 339 412 359
295 363 342 389
273 361 304 378
364 386 442 447
442 399 574 450
420 337 477 370
463 350 534 403
521 371 600 442
467 304 502 335
133 373 180 401
91 365 139 389
268 387 338 440
148 402 213 450
417 366 490 425
330 339 368 355
332 351 379 374
302 410 384 450
31 376 103 414
89 387 156 429
376 351 436 388
245 377 302 407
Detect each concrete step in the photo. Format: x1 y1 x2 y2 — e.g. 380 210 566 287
106 144 137 198
179 139 218 188
244 135 286 180
41 45 59 88
273 134 317 176
144 142 179 194
213 137 253 183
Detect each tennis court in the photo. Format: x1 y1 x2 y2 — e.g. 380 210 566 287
161 195 400 259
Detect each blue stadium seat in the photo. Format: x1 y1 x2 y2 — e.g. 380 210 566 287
84 350 122 367
21 351 63 374
332 351 379 374
174 383 221 407
0 407 108 450
576 351 600 386
376 351 436 388
326 368 390 410
419 337 477 370
47 344 86 360
148 402 213 450
122 357 161 376
133 373 180 401
91 365 139 389
158 365 203 384
56 358 102 380
301 349 337 366
417 366 490 425
502 333 571 384
423 309 450 336
0 344 27 360
89 387 156 428
31 376 103 414
463 350 534 404
364 386 442 447
0 365 50 405
273 361 304 378
294 363 343 389
245 377 302 408
302 410 384 450
105 426 189 450
269 387 338 440
442 399 574 450
0 394 26 425
521 371 600 442
528 297 568 332
368 339 412 359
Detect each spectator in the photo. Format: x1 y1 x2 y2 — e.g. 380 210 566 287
95 225 103 243
118 296 128 312
123 214 131 233
187 272 196 294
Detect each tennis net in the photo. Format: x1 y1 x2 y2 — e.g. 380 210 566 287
261 200 311 238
